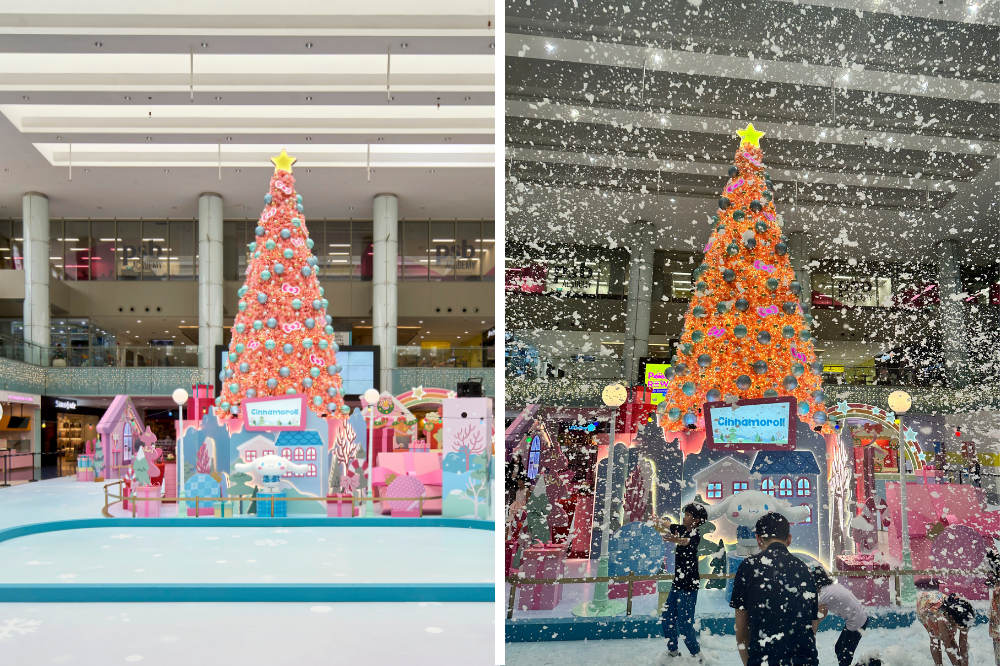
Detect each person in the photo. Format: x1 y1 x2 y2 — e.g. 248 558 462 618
916 590 973 666
810 565 869 666
985 548 1000 665
731 512 819 666
655 502 708 662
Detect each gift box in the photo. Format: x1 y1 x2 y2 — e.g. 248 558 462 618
518 544 566 610
133 485 162 518
409 439 430 453
214 503 233 518
836 554 891 606
373 451 443 515
259 491 287 518
326 494 358 517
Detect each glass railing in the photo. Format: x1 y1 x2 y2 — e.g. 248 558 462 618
0 335 199 368
396 346 493 369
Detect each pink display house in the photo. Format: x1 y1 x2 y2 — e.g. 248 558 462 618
517 544 565 611
133 485 162 518
372 451 443 515
96 395 145 480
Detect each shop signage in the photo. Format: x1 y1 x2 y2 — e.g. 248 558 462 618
644 362 672 405
7 393 36 404
55 399 77 410
705 396 797 451
242 394 308 431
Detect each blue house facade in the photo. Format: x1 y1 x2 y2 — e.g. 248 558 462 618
274 430 325 498
750 450 821 557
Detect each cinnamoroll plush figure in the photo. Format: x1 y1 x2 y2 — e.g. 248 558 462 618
705 490 810 557
234 454 309 494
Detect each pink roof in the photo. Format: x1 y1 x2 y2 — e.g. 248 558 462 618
96 394 143 435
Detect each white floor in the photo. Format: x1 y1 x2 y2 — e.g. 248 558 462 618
505 622 997 666
0 477 496 664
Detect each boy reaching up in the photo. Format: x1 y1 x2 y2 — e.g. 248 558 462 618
655 503 709 662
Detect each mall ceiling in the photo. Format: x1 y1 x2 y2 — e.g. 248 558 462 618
506 0 999 265
0 2 496 220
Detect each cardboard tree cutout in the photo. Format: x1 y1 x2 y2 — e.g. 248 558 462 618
132 447 151 487
693 494 727 589
93 440 105 479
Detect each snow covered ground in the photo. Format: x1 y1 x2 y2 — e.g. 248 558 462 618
506 622 997 666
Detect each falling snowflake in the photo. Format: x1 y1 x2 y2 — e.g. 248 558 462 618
56 574 78 581
253 539 288 547
271 529 292 534
110 534 135 539
0 618 42 641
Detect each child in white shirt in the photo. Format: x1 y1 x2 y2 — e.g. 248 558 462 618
812 565 869 666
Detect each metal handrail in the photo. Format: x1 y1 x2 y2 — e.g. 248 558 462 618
102 479 442 518
504 567 987 620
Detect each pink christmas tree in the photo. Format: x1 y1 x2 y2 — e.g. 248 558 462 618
196 441 212 474
215 149 345 420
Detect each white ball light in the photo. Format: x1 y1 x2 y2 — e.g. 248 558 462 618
887 390 911 414
172 388 189 406
363 388 380 405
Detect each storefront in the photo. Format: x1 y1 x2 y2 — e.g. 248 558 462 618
0 390 41 480
40 397 104 472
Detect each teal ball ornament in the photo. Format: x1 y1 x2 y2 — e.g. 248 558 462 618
284 249 294 259
264 194 272 204
306 238 314 249
302 338 313 349
668 407 681 421
257 292 267 304
265 239 276 250
291 299 302 309
265 340 276 350
766 278 779 291
310 367 321 378
260 270 271 281
235 323 245 334
253 320 263 331
305 318 315 329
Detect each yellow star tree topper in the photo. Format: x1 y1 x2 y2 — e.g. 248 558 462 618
736 122 765 147
271 149 297 173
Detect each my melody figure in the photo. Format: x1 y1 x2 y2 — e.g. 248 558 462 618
705 490 809 556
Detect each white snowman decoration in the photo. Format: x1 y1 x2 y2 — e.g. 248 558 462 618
705 490 810 557
234 454 309 494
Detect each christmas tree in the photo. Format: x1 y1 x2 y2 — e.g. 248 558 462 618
215 149 345 420
658 124 829 433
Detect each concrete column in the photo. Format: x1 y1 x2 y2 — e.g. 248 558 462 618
372 194 398 393
937 239 970 388
198 193 224 387
22 193 49 366
623 221 654 385
788 231 812 315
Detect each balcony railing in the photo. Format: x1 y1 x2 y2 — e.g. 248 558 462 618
0 335 198 368
396 346 494 369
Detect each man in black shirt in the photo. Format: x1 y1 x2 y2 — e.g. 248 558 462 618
656 502 708 661
730 512 820 666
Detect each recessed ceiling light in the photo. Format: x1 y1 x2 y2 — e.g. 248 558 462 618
305 96 312 101
56 136 61 140
400 43 408 48
215 96 222 100
349 207 354 210
97 206 102 209
95 42 102 47
419 320 423 323
429 169 435 173
489 43 495 49
306 169 312 173
226 137 232 141
444 137 451 141
377 137 384 142
84 169 89 172
124 96 130 101
146 137 152 140
305 42 313 48
22 96 28 100
201 42 209 48
306 137 312 141
164 169 169 172
464 96 471 101
235 169 241 173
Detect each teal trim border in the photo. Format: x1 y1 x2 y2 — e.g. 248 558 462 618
0 518 494 603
